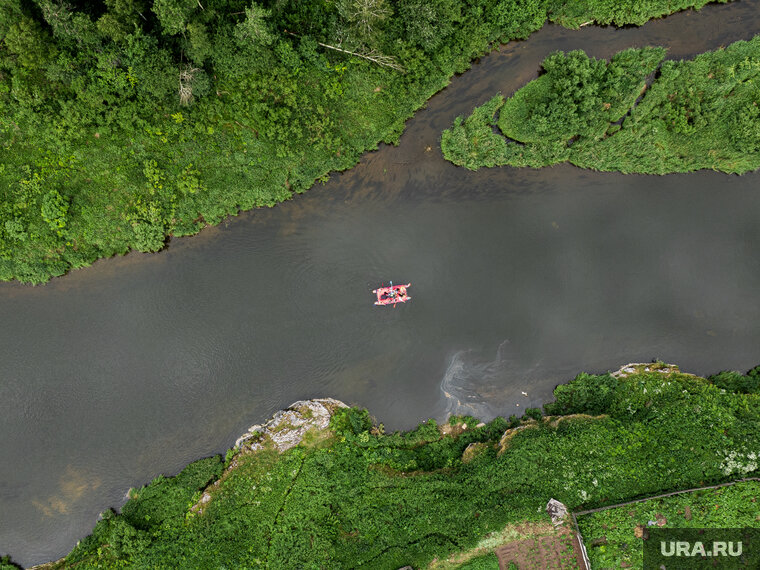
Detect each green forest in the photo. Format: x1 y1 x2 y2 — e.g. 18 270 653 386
441 35 760 173
0 0 729 283
6 363 756 568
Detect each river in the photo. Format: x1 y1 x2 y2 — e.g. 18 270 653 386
2 2 760 565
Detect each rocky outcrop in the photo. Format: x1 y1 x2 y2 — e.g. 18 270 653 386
191 398 348 516
234 398 348 453
611 362 695 379
498 422 536 454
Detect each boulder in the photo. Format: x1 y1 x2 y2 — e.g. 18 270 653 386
546 498 569 525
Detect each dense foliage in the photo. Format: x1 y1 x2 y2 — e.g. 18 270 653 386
0 556 20 570
709 365 760 394
440 94 510 171
442 35 760 173
0 0 727 282
578 481 760 568
31 365 759 568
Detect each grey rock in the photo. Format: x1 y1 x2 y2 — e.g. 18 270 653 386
235 398 348 452
546 498 569 525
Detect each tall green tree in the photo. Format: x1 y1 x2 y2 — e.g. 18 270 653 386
152 0 197 36
96 0 148 43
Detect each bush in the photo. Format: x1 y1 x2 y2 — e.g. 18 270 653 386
444 37 760 174
523 407 543 421
709 370 760 395
544 373 619 415
441 95 510 170
0 555 21 570
120 455 223 531
330 407 373 435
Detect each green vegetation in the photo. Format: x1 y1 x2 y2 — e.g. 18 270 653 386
0 556 21 570
29 364 760 568
549 0 726 28
710 365 760 394
429 519 574 569
442 35 760 174
440 95 510 171
578 481 760 568
0 0 728 282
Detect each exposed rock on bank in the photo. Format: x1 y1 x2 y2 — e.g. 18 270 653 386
611 362 695 379
234 398 348 453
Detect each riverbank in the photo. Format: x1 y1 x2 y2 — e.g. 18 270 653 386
0 0 731 283
8 360 758 569
442 34 760 173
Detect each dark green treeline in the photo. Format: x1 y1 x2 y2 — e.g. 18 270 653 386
0 0 727 282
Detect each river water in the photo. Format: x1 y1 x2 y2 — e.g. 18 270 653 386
3 2 760 565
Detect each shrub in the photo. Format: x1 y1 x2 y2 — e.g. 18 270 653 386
523 407 543 421
544 373 619 415
330 407 373 435
441 95 510 170
709 370 760 394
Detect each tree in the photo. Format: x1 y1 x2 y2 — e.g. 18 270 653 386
40 189 69 232
397 0 460 52
335 0 392 50
0 0 25 38
37 0 100 46
97 0 148 43
3 16 56 69
234 2 275 47
185 20 211 63
152 0 197 36
492 0 547 41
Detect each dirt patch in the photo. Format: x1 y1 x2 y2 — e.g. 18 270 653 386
546 413 607 428
495 525 585 570
431 520 587 570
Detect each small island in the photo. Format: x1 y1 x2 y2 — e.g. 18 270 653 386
442 36 760 173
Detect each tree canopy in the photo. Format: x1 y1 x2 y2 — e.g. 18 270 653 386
0 0 729 282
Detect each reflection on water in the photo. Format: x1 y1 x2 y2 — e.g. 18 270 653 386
2 2 760 566
440 339 576 419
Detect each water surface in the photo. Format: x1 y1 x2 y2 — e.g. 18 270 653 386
3 2 760 565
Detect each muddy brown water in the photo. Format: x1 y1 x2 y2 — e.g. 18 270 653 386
3 2 760 565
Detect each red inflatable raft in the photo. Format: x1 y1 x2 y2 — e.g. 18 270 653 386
373 283 411 306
